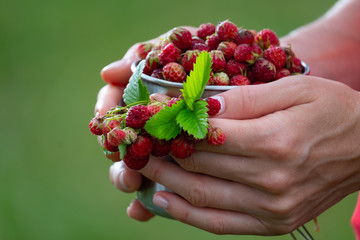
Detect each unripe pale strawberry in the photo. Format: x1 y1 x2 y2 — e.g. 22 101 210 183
122 127 138 145
213 72 230 86
163 62 187 82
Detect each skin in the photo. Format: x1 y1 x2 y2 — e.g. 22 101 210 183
99 0 360 235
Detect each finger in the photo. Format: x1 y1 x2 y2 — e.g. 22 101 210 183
214 75 317 120
94 84 124 116
110 161 142 193
127 199 155 222
101 44 140 86
152 191 268 235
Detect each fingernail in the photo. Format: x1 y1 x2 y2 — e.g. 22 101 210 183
153 195 169 210
208 95 225 115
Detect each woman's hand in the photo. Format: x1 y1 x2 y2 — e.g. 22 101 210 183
112 75 360 235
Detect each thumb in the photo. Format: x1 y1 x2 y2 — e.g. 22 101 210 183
101 43 140 87
213 75 316 119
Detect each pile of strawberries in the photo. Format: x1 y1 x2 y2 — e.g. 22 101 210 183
137 20 304 85
89 97 225 170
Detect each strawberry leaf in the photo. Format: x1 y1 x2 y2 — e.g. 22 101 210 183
176 100 209 139
123 60 150 105
144 99 186 140
181 51 212 110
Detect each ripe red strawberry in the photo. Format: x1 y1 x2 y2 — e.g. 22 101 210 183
191 36 204 45
251 43 263 58
89 117 103 135
143 50 161 75
230 75 251 86
103 137 119 152
251 58 276 82
158 43 182 65
197 23 216 40
151 138 172 157
205 34 221 50
234 29 255 45
275 68 291 80
170 135 195 159
206 97 221 116
289 57 303 74
216 20 238 41
125 105 151 129
255 29 280 49
123 154 150 170
207 127 226 146
213 72 230 85
150 68 164 79
163 62 187 82
127 135 153 158
192 42 210 52
182 50 200 73
107 127 127 146
217 41 237 60
225 59 247 77
210 50 226 72
169 27 193 51
264 46 287 69
136 42 154 59
233 44 256 64
102 117 122 135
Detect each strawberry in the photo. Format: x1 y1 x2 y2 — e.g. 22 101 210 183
210 50 226 72
158 43 182 65
89 117 103 135
147 101 165 116
206 97 221 116
191 36 204 45
165 97 180 107
251 58 276 82
123 154 150 170
275 68 291 80
136 42 154 59
213 72 230 86
197 23 216 40
289 57 303 74
151 138 172 157
225 59 247 77
234 29 255 45
103 137 119 152
143 50 161 75
217 41 237 61
150 68 164 79
163 62 187 82
127 135 153 158
205 34 221 50
102 117 122 135
255 29 280 49
207 127 226 146
264 46 287 69
170 135 195 159
125 105 151 129
107 127 127 146
122 127 138 145
230 75 251 86
181 50 200 73
192 42 210 52
169 27 193 51
233 44 256 64
215 20 238 41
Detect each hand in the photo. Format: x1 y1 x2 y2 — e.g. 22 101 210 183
113 75 360 235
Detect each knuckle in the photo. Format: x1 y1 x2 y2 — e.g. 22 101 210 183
261 169 292 195
186 180 208 207
207 215 226 235
263 196 297 220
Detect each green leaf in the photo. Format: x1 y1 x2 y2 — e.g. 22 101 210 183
123 60 150 105
144 99 186 140
118 143 127 160
181 51 212 110
176 100 209 139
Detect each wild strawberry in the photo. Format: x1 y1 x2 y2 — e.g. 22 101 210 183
233 44 256 64
123 154 150 170
166 97 180 107
251 44 263 58
191 36 204 45
107 127 127 146
264 46 287 69
192 43 210 52
216 20 238 41
251 58 276 82
282 45 295 69
163 62 187 82
143 50 161 75
158 43 182 65
207 72 215 85
217 41 237 61
207 127 226 146
103 137 119 152
289 57 303 74
89 117 103 135
230 75 251 86
147 101 165 116
197 23 216 40
213 72 230 85
150 68 164 79
122 127 138 145
182 131 202 144
210 50 226 72
125 105 151 129
102 117 122 135
275 68 291 80
206 97 221 116
225 59 247 77
127 135 153 158
205 34 221 50
255 29 280 49
136 42 154 59
151 138 172 157
234 29 255 45
181 50 200 73
170 135 195 159
169 27 193 51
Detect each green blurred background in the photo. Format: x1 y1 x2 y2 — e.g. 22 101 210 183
1 0 357 239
